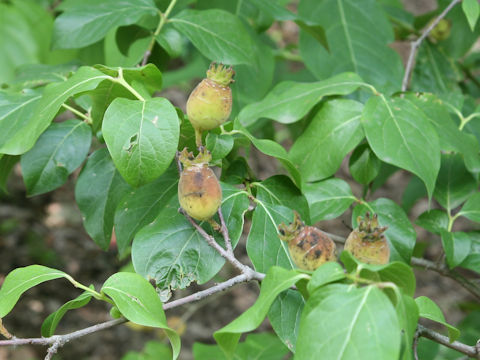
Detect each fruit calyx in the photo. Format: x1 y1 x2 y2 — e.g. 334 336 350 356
278 211 304 242
179 147 212 169
206 62 235 87
355 212 388 242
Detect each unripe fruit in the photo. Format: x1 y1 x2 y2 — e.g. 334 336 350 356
278 212 336 271
344 212 389 265
178 148 222 221
186 62 234 147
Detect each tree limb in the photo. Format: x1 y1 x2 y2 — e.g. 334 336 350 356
417 324 480 359
401 0 461 92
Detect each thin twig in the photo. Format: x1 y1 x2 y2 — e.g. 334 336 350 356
218 206 233 255
413 328 420 360
401 0 461 92
141 0 178 66
45 341 61 360
417 324 480 359
179 209 254 275
411 257 480 301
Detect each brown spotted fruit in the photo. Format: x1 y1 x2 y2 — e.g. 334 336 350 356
178 148 222 221
186 62 234 147
278 212 336 271
344 212 389 265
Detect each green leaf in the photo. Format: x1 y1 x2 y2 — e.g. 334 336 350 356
252 175 310 224
114 165 178 257
458 193 480 223
214 267 309 356
247 200 294 272
41 287 93 337
459 232 480 274
296 284 401 359
463 0 480 31
0 265 67 318
411 42 461 96
415 296 460 342
233 122 301 187
415 210 449 235
441 231 471 269
433 153 477 211
101 272 180 359
303 178 356 223
298 0 403 94
170 9 254 65
0 90 42 155
0 4 38 83
10 66 110 155
268 289 304 353
402 175 427 213
352 198 417 263
307 262 346 294
194 332 289 360
21 119 91 196
405 93 480 174
205 133 234 161
102 97 179 187
132 184 249 295
396 294 419 360
290 99 364 182
12 63 78 90
341 251 416 296
349 143 381 185
238 72 363 127
75 148 132 250
52 0 158 49
362 96 440 199
0 155 19 193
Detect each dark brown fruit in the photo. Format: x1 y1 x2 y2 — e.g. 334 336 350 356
278 212 336 271
344 212 389 265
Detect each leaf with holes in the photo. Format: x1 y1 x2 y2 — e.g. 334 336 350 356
102 97 179 187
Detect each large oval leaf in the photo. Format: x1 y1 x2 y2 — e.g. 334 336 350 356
21 119 91 196
361 96 440 199
290 99 364 182
101 272 180 359
238 72 362 127
303 178 356 223
75 148 132 250
296 284 400 360
132 183 249 297
298 0 403 94
102 97 179 187
52 0 158 49
171 9 254 65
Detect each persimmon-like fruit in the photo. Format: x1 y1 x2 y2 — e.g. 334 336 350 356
278 212 336 271
178 148 222 221
186 62 234 147
344 212 389 265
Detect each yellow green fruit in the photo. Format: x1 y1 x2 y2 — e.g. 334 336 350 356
278 212 336 271
344 212 390 265
186 63 234 147
178 148 222 221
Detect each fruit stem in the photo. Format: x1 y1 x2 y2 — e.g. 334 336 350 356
195 127 203 148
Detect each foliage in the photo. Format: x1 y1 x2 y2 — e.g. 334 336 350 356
1 0 480 359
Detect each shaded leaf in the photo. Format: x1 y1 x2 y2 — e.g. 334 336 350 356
415 296 460 342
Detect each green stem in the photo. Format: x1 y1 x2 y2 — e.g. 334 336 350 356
459 112 480 130
65 275 102 300
447 213 460 232
61 104 92 124
112 68 145 101
141 0 178 65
